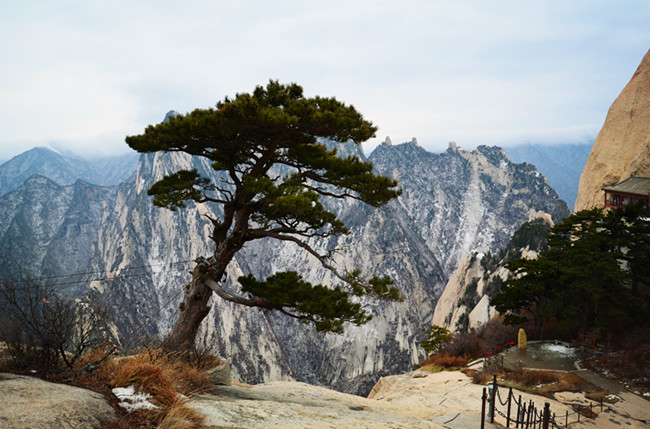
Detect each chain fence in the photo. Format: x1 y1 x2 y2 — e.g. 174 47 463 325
480 374 607 428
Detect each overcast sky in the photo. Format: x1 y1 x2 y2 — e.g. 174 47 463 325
1 1 648 160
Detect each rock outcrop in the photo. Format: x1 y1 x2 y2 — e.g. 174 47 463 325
190 371 503 428
575 50 650 212
188 369 648 429
431 213 554 332
0 373 116 428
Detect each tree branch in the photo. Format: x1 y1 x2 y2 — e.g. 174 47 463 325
251 231 350 283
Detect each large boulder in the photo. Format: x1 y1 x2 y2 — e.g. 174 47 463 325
0 373 115 429
575 49 650 212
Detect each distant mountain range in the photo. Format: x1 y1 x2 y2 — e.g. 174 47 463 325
0 147 138 196
0 142 590 209
503 142 592 209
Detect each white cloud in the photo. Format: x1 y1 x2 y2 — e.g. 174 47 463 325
0 0 648 160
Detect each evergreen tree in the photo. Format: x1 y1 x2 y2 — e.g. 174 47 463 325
420 325 452 355
492 205 650 340
126 81 402 351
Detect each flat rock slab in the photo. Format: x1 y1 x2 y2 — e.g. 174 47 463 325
191 369 650 429
0 372 115 429
190 371 505 428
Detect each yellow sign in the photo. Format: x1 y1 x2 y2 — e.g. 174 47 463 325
518 328 527 349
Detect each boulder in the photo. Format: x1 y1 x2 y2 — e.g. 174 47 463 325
208 360 231 386
0 373 115 429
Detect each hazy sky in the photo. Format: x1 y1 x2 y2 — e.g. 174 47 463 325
1 1 648 160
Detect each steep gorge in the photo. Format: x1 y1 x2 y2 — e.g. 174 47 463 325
0 140 568 394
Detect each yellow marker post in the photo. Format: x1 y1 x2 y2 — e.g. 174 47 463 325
518 328 527 349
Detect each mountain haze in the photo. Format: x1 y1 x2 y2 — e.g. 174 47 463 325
0 147 138 197
504 142 592 209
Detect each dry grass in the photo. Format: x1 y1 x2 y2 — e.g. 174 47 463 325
3 344 219 429
157 400 206 429
111 361 178 407
463 368 494 385
464 368 599 399
509 369 558 386
91 348 220 429
106 349 215 401
421 352 469 371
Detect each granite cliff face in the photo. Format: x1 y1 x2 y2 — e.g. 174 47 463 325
575 50 650 212
0 175 118 296
0 140 568 394
431 213 554 333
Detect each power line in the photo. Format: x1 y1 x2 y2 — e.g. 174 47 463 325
1 260 196 290
7 259 195 283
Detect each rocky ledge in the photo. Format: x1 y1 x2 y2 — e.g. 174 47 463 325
190 369 650 429
1 368 648 428
0 373 116 429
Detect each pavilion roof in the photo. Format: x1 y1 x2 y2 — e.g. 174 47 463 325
601 176 650 196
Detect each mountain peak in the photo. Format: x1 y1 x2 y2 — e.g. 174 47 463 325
163 110 181 123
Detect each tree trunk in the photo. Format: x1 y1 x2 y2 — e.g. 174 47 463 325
162 265 220 352
162 213 247 352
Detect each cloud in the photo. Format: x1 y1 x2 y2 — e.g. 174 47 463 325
0 0 648 160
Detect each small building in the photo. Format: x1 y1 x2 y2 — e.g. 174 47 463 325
602 176 650 209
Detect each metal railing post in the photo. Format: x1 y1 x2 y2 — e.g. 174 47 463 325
481 387 486 429
507 387 513 427
542 402 550 429
490 374 497 423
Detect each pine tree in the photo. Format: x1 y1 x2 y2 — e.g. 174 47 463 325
126 81 402 351
492 206 650 340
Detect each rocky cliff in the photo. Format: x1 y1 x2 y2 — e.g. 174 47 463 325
575 50 650 212
0 140 568 395
431 213 554 332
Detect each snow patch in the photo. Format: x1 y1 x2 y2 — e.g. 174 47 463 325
540 343 577 356
112 385 159 412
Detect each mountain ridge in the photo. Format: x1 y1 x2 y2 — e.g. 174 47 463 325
0 140 569 395
0 147 138 197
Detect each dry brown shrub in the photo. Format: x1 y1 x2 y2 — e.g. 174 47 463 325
424 352 468 368
75 346 115 369
440 332 481 359
590 345 650 381
476 319 518 352
463 369 493 385
157 400 206 429
508 369 558 386
582 344 650 394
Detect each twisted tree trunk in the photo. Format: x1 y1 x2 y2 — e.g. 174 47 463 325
161 264 222 352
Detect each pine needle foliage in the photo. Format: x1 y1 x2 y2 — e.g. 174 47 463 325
492 204 650 339
126 81 402 349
